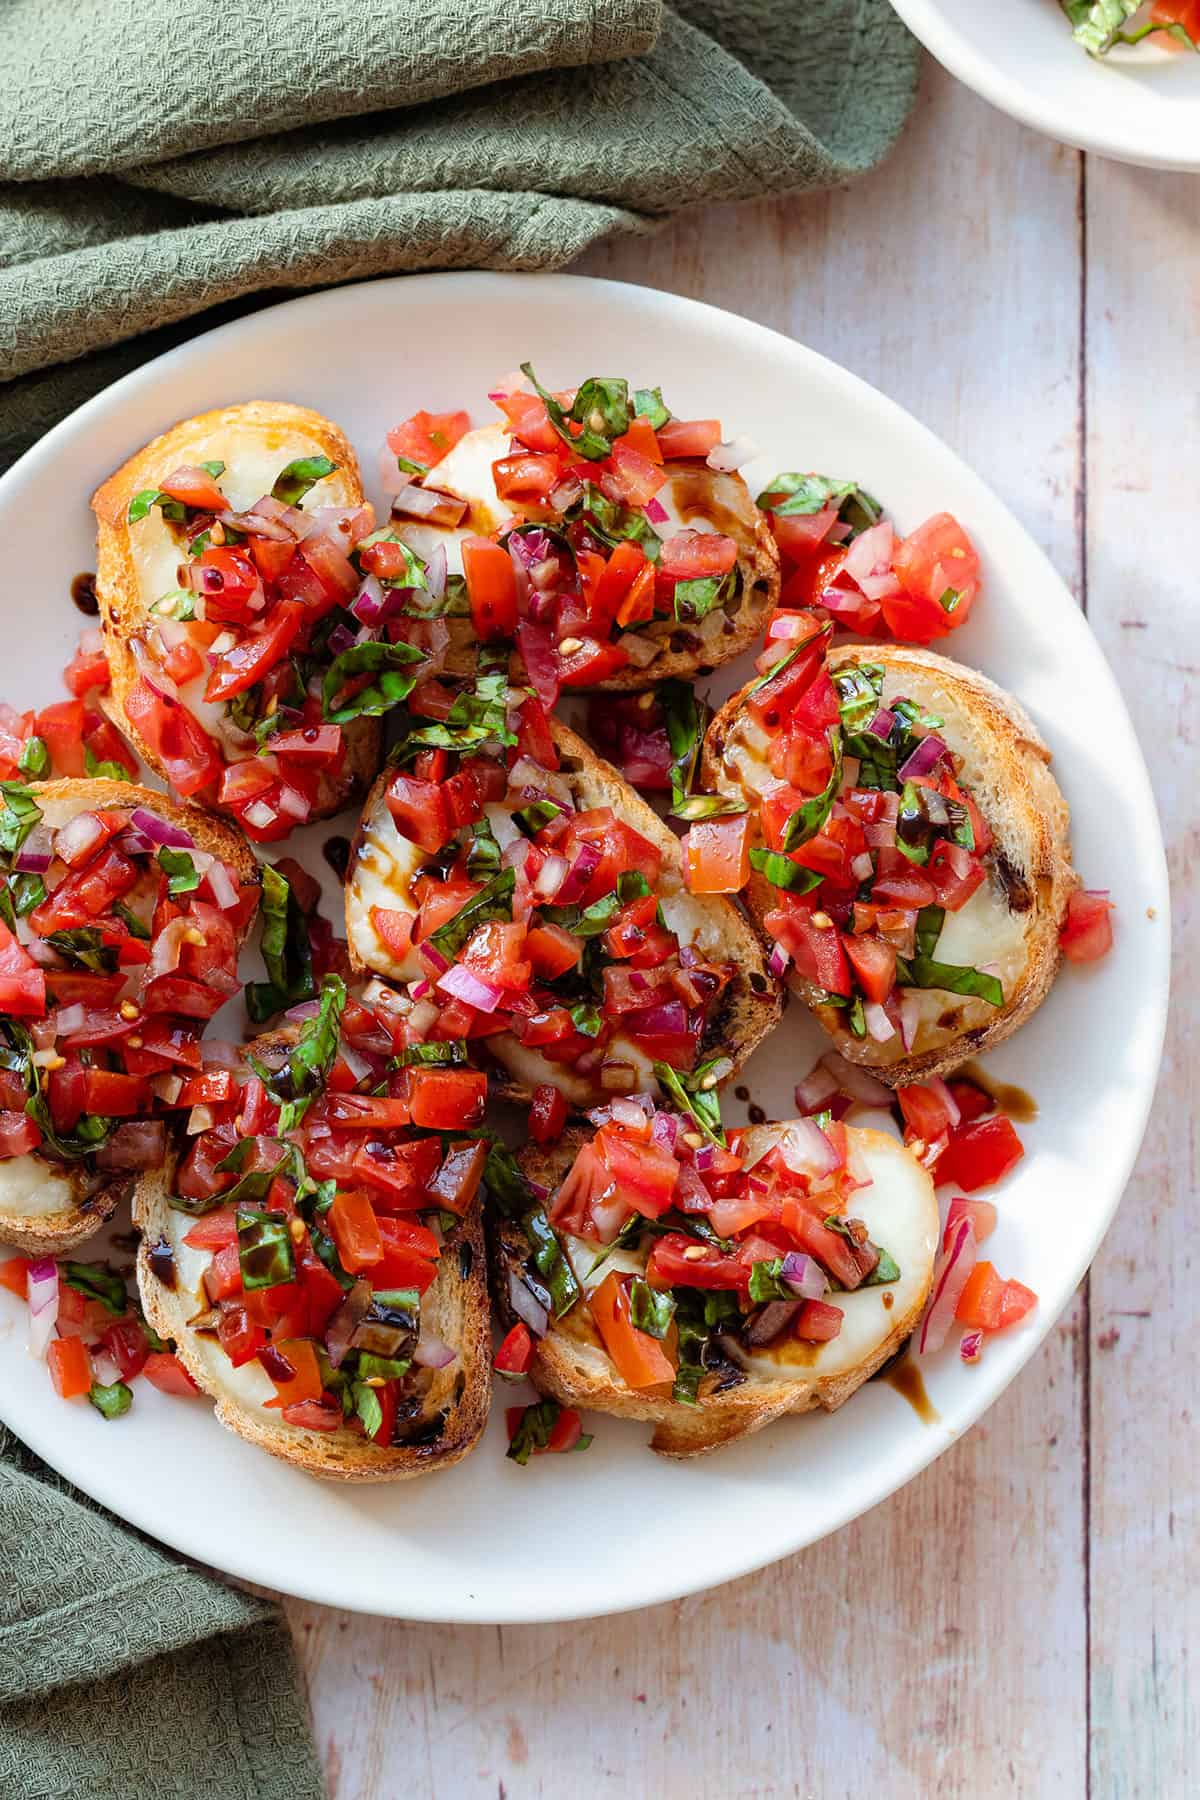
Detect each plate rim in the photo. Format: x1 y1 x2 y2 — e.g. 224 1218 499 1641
0 270 1171 1621
889 0 1200 170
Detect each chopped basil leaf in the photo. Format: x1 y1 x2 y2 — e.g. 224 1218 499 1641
1 872 45 924
524 1206 580 1318
157 847 200 896
151 588 197 621
466 814 501 881
0 783 42 864
428 869 515 960
11 1016 112 1160
1060 0 1139 54
660 678 703 809
633 386 670 429
113 899 150 940
392 1038 469 1068
271 454 336 506
128 488 187 525
520 363 621 462
356 529 428 592
865 1245 901 1286
395 454 428 478
514 799 563 837
84 747 132 782
938 587 961 614
46 927 120 974
351 1381 384 1440
481 1139 533 1218
18 736 48 778
322 639 426 724
355 1351 411 1382
670 793 747 822
402 669 515 755
653 1060 726 1147
748 848 823 894
236 1206 295 1290
247 972 346 1132
670 1289 746 1407
62 1261 129 1315
506 1398 562 1464
569 1001 602 1038
583 1214 640 1278
833 663 885 734
748 1258 790 1303
757 471 882 540
629 1277 675 1339
672 569 735 625
571 376 630 443
88 1381 133 1420
574 483 661 558
847 994 867 1037
779 729 843 851
747 623 832 696
199 460 226 478
246 864 314 1024
895 954 1003 1008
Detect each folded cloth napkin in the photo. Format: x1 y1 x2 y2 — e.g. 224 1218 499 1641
0 0 918 466
0 1427 324 1800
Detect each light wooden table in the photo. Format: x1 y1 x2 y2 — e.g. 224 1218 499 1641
284 59 1195 1799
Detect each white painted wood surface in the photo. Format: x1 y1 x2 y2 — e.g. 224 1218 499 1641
285 60 1195 1798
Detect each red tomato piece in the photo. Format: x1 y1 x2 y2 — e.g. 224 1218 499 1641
842 932 897 1004
763 903 851 997
328 1190 384 1273
658 530 737 580
926 840 986 913
684 814 750 895
794 1299 844 1342
159 464 229 511
494 1322 535 1377
63 641 110 698
387 409 470 468
407 1068 488 1131
886 512 980 642
462 538 519 640
142 1351 202 1396
934 1117 1025 1192
204 601 304 703
590 1271 675 1391
36 700 88 777
655 419 722 458
529 1082 568 1146
47 1336 92 1399
1059 889 1114 964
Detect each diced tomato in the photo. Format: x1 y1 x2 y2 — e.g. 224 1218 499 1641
215 1304 266 1369
194 547 263 626
886 512 980 642
494 1322 535 1377
544 1406 586 1453
387 409 470 469
80 1070 149 1117
0 1256 32 1298
159 464 229 511
684 814 750 895
63 640 110 698
203 1241 244 1305
386 773 451 855
659 530 737 581
36 700 88 777
97 1318 150 1382
525 923 581 980
183 1210 239 1252
946 1079 994 1125
462 538 519 640
601 443 666 510
373 1222 438 1295
645 1232 746 1291
83 714 139 780
794 1299 843 1342
656 419 721 459
406 1068 487 1130
204 601 304 703
557 637 630 688
997 1279 1037 1330
763 903 851 997
927 840 986 913
427 1139 488 1216
124 680 223 798
262 1337 324 1409
142 1351 202 1395
590 1271 675 1390
0 1111 41 1158
328 1189 384 1273
493 452 563 508
0 920 46 1017
843 932 897 1004
528 1082 568 1147
365 906 413 965
294 1238 345 1338
47 1336 93 1399
280 1397 343 1431
954 1260 1005 1331
896 1081 958 1146
935 1117 1025 1192
590 540 647 634
869 846 938 910
1059 889 1114 964
746 631 831 732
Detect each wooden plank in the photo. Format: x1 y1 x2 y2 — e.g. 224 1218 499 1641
1083 156 1198 1800
289 63 1094 1797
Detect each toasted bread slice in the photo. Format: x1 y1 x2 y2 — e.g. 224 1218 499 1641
391 423 780 689
134 1029 491 1482
345 718 782 1108
91 401 380 820
702 644 1078 1084
0 780 258 1256
494 1121 938 1457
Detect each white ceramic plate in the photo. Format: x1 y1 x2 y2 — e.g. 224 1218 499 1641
891 0 1200 168
0 274 1168 1622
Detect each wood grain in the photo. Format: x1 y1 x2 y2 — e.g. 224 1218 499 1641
279 58 1190 1798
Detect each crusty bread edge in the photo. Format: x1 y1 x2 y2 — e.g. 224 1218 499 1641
701 643 1078 1085
90 400 381 821
493 1124 932 1458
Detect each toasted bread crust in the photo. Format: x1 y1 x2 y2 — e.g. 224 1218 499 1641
91 401 381 821
494 1124 934 1457
0 780 259 1256
702 644 1078 1084
134 1029 491 1482
347 717 782 1106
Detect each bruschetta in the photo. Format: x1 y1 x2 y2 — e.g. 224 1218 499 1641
382 374 780 693
701 633 1077 1082
0 778 258 1254
345 716 781 1111
489 1098 938 1457
91 401 382 841
135 982 491 1481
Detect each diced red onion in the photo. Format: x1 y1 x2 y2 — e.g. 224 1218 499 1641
621 632 661 668
918 1217 977 1355
866 708 895 740
406 980 432 1005
424 540 447 602
960 1329 984 1364
610 1096 649 1130
201 1039 244 1070
206 859 239 913
15 829 52 873
131 807 194 850
625 1000 687 1037
407 998 438 1038
51 1003 86 1036
818 1051 893 1108
413 1332 457 1370
418 941 449 977
794 1064 840 1115
350 576 385 626
27 1259 59 1360
149 915 193 980
864 821 896 849
600 1061 639 1093
898 734 949 781
553 840 600 905
926 1075 961 1131
864 1001 896 1044
549 476 583 512
651 1110 679 1153
851 852 874 882
131 637 178 700
899 991 922 1051
244 801 277 831
780 1252 828 1301
508 1271 549 1339
284 999 321 1022
437 963 504 1014
767 942 791 980
186 1106 216 1136
54 811 107 869
776 1118 840 1179
744 1299 801 1347
706 436 757 474
149 1072 184 1104
844 520 899 601
95 1120 166 1170
533 854 568 900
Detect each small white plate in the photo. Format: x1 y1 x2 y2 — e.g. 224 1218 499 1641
0 273 1168 1621
891 0 1200 168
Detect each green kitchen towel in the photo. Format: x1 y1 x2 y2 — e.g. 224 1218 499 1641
0 1428 323 1800
0 0 918 466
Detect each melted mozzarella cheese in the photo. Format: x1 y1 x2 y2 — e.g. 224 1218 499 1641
129 421 360 613
650 464 758 551
487 1030 658 1109
393 424 514 578
0 1155 78 1220
163 1222 279 1411
345 810 426 982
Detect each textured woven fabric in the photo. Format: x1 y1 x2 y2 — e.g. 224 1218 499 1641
0 0 918 466
0 1428 323 1800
